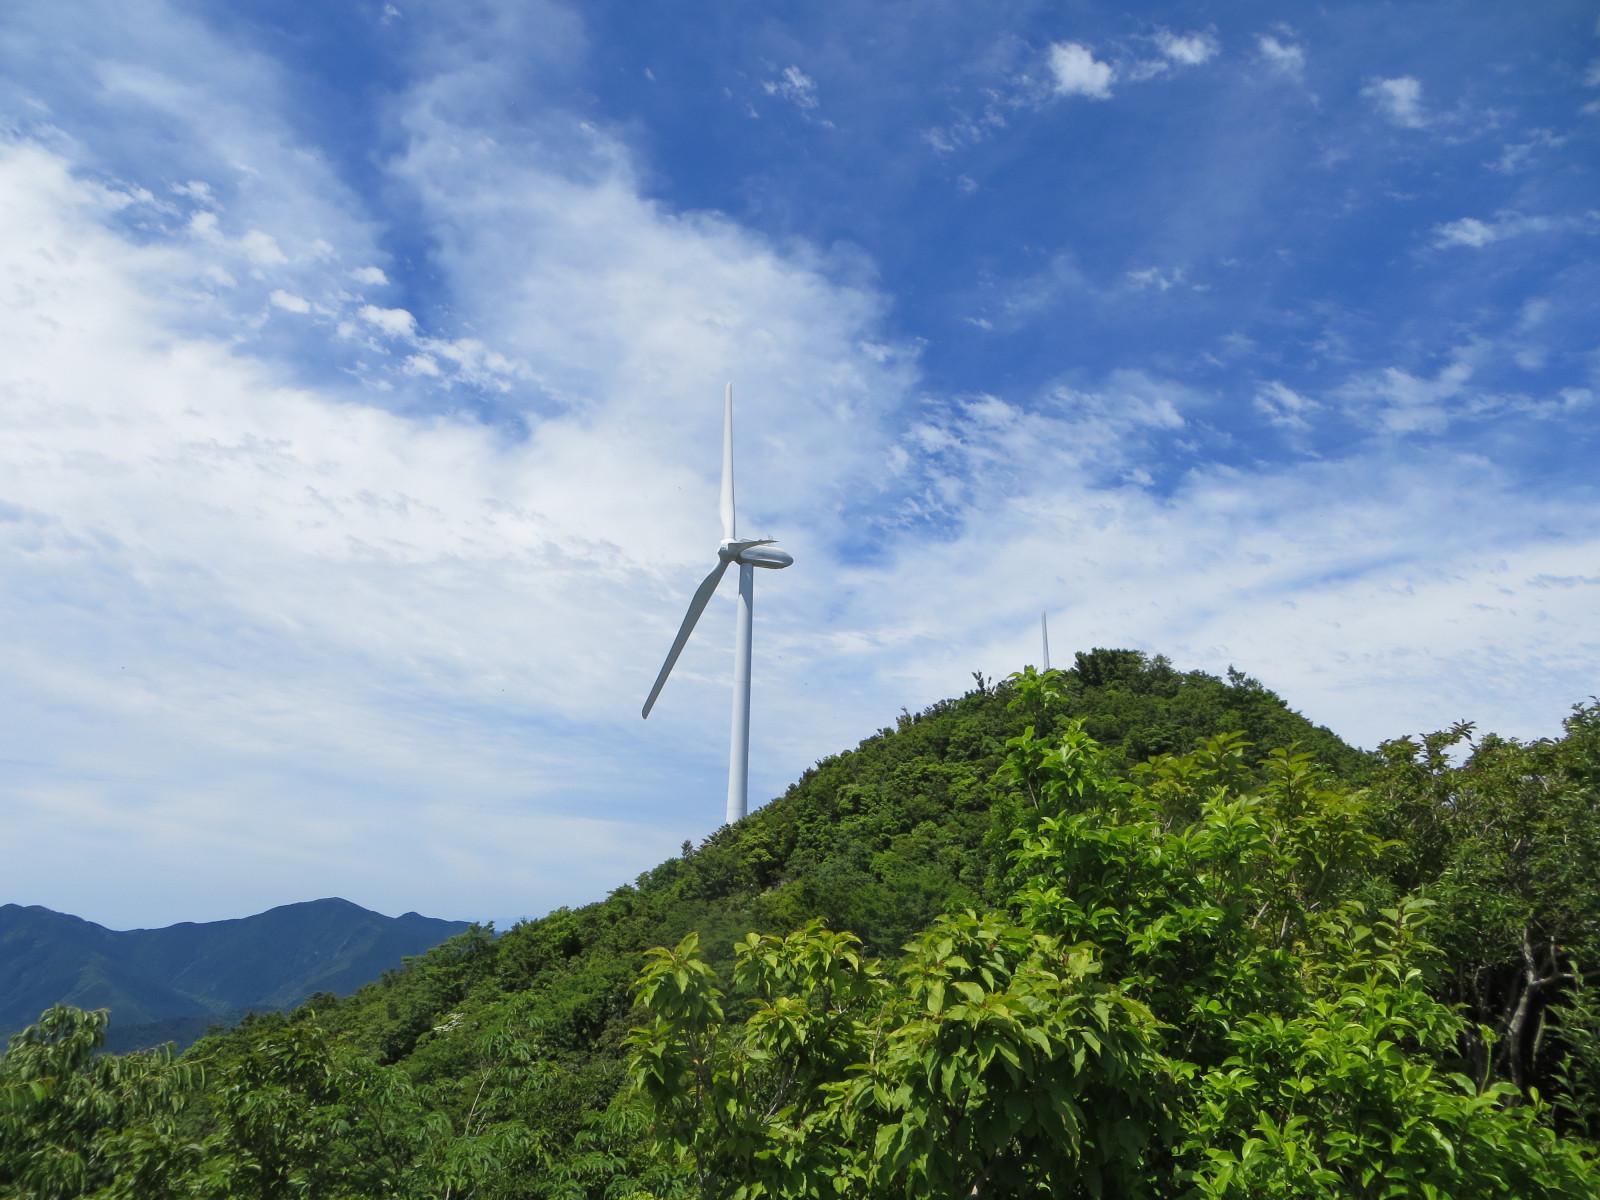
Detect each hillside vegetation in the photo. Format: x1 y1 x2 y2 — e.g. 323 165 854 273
4 650 1598 1198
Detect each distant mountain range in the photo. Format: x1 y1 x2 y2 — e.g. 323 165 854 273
1 898 472 1052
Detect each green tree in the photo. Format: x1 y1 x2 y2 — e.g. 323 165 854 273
628 704 1600 1197
0 1006 198 1200
192 1014 441 1198
1371 703 1600 1103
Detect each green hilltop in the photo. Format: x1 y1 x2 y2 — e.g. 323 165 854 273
298 651 1368 1071
5 650 1598 1198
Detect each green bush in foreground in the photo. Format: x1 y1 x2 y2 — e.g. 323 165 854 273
626 673 1600 1197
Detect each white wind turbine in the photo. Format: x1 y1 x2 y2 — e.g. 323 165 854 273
641 383 793 826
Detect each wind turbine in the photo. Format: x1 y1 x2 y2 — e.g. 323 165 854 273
641 383 793 826
1041 611 1051 672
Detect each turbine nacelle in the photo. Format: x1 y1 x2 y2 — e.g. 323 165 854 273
741 545 793 569
720 538 793 569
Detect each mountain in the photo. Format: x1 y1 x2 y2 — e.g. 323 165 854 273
0 897 471 1051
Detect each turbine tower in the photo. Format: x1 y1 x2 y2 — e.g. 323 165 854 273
641 383 793 826
1041 611 1051 672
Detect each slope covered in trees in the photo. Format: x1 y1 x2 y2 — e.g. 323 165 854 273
0 899 471 1053
4 651 1598 1198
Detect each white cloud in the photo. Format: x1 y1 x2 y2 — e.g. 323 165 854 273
812 356 1600 765
1432 212 1563 248
81 47 382 272
359 303 418 336
998 252 1093 320
0 144 704 924
847 452 1600 756
1489 129 1566 174
1255 380 1316 428
386 53 915 530
172 179 215 204
1155 30 1219 67
763 65 818 111
269 288 311 313
351 265 389 285
1048 42 1115 100
1435 217 1498 248
923 106 1008 154
1258 34 1305 77
0 56 917 923
240 229 288 265
415 336 521 388
1518 298 1550 332
1046 33 1208 98
1127 266 1187 292
1364 76 1427 128
1340 358 1474 435
188 210 292 268
1586 59 1600 87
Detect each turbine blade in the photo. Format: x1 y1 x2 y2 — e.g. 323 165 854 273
642 557 732 718
720 382 735 542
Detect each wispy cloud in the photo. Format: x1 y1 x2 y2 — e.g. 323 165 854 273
763 64 819 111
923 109 1008 154
1432 211 1585 248
845 411 1600 760
1124 29 1220 82
1255 380 1317 429
932 24 1222 150
1340 358 1474 434
1126 266 1188 292
1154 29 1218 67
1257 34 1306 78
269 289 311 313
1488 129 1567 174
0 131 902 921
1364 75 1427 128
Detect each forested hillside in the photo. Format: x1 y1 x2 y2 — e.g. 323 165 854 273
0 899 471 1053
4 651 1598 1198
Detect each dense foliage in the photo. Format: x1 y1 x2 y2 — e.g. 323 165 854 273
4 651 1597 1197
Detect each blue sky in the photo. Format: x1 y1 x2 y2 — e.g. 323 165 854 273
2 0 1597 929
